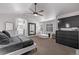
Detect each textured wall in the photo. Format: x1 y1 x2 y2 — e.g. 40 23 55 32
58 15 79 28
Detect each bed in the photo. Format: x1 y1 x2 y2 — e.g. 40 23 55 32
0 31 36 55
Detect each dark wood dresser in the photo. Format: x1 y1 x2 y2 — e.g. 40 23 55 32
56 30 79 49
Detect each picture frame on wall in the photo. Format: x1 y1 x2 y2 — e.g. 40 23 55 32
28 23 36 35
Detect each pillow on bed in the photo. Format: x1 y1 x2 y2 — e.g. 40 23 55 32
0 32 10 44
2 30 11 38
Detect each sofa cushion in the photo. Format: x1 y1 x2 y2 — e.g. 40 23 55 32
2 30 11 38
0 32 10 45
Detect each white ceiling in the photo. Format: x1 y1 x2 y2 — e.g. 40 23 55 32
0 3 32 14
37 3 79 19
0 3 79 19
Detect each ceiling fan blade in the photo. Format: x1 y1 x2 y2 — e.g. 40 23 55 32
38 10 44 12
37 13 43 16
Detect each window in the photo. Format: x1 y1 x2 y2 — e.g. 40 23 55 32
46 24 53 32
6 22 13 30
17 18 25 35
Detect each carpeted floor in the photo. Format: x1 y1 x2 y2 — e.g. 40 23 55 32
23 36 75 55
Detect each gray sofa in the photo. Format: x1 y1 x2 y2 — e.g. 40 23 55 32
0 31 35 55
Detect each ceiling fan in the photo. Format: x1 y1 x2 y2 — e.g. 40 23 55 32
25 3 44 16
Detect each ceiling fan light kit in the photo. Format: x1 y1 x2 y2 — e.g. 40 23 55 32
34 14 38 16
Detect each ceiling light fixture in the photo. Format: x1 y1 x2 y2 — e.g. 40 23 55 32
34 14 38 16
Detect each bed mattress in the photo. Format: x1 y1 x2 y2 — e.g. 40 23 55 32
0 36 34 55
